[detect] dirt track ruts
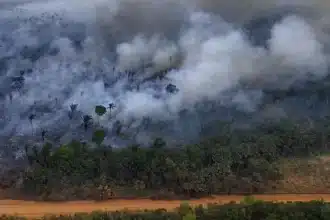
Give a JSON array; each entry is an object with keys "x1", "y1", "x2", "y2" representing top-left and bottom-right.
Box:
[{"x1": 0, "y1": 194, "x2": 329, "y2": 218}]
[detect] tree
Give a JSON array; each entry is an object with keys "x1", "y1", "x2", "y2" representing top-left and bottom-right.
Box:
[
  {"x1": 151, "y1": 137, "x2": 166, "y2": 149},
  {"x1": 95, "y1": 105, "x2": 107, "y2": 124},
  {"x1": 108, "y1": 103, "x2": 115, "y2": 118},
  {"x1": 92, "y1": 129, "x2": 106, "y2": 146},
  {"x1": 166, "y1": 84, "x2": 179, "y2": 94},
  {"x1": 68, "y1": 104, "x2": 78, "y2": 120},
  {"x1": 82, "y1": 115, "x2": 92, "y2": 131},
  {"x1": 28, "y1": 113, "x2": 35, "y2": 135},
  {"x1": 41, "y1": 130, "x2": 47, "y2": 141},
  {"x1": 95, "y1": 105, "x2": 107, "y2": 116}
]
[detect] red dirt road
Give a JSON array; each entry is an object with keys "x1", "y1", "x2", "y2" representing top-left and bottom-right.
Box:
[{"x1": 0, "y1": 194, "x2": 329, "y2": 218}]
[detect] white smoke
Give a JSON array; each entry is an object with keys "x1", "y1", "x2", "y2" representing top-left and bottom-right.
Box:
[
  {"x1": 269, "y1": 15, "x2": 327, "y2": 73},
  {"x1": 1, "y1": 0, "x2": 330, "y2": 145}
]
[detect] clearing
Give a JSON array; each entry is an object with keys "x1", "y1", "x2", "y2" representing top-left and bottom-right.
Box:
[{"x1": 0, "y1": 194, "x2": 329, "y2": 218}]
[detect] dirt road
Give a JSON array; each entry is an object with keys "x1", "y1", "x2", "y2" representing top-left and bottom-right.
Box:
[{"x1": 0, "y1": 194, "x2": 329, "y2": 218}]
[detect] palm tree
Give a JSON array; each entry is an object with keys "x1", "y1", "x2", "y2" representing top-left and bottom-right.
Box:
[
  {"x1": 41, "y1": 130, "x2": 47, "y2": 141},
  {"x1": 68, "y1": 104, "x2": 78, "y2": 120},
  {"x1": 108, "y1": 103, "x2": 115, "y2": 118},
  {"x1": 82, "y1": 115, "x2": 92, "y2": 131},
  {"x1": 70, "y1": 103, "x2": 78, "y2": 112},
  {"x1": 28, "y1": 114, "x2": 35, "y2": 135}
]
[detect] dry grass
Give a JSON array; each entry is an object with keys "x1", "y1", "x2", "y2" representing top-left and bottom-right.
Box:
[{"x1": 275, "y1": 155, "x2": 330, "y2": 193}]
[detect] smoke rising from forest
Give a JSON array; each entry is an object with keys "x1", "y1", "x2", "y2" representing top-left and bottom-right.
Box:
[{"x1": 1, "y1": 0, "x2": 330, "y2": 146}]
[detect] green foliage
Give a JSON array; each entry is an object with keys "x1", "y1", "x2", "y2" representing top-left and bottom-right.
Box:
[
  {"x1": 182, "y1": 212, "x2": 196, "y2": 220},
  {"x1": 95, "y1": 105, "x2": 107, "y2": 116},
  {"x1": 92, "y1": 129, "x2": 106, "y2": 146},
  {"x1": 178, "y1": 202, "x2": 192, "y2": 216},
  {"x1": 241, "y1": 196, "x2": 262, "y2": 205},
  {"x1": 14, "y1": 118, "x2": 330, "y2": 200}
]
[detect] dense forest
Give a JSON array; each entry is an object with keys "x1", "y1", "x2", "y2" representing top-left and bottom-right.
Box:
[{"x1": 2, "y1": 109, "x2": 330, "y2": 200}]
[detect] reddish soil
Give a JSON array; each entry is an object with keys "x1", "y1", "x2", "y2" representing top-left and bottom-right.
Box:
[{"x1": 0, "y1": 194, "x2": 329, "y2": 218}]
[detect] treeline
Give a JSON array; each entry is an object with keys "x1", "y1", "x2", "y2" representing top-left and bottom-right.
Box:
[
  {"x1": 2, "y1": 198, "x2": 330, "y2": 220},
  {"x1": 10, "y1": 118, "x2": 330, "y2": 200}
]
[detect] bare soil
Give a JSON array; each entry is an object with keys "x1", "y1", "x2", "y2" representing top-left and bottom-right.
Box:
[{"x1": 1, "y1": 194, "x2": 330, "y2": 218}]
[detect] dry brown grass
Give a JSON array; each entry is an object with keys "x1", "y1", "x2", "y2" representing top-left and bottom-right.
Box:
[{"x1": 274, "y1": 155, "x2": 330, "y2": 193}]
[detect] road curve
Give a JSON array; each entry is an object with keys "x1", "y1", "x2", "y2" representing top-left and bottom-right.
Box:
[{"x1": 0, "y1": 194, "x2": 329, "y2": 218}]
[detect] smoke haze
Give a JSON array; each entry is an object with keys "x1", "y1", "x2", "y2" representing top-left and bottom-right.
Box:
[{"x1": 1, "y1": 0, "x2": 330, "y2": 146}]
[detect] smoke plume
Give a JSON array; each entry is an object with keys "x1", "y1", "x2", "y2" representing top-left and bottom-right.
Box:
[{"x1": 1, "y1": 0, "x2": 330, "y2": 146}]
